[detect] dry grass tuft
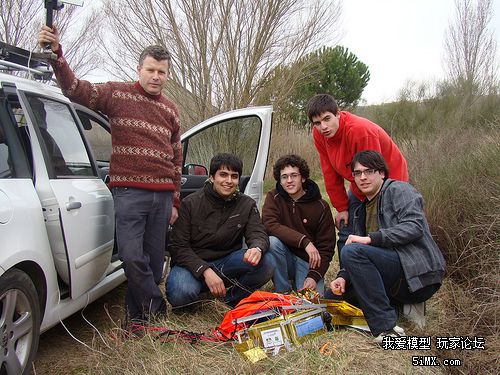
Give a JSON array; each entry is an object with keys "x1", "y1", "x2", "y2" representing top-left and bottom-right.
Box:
[
  {"x1": 46, "y1": 301, "x2": 445, "y2": 375},
  {"x1": 33, "y1": 92, "x2": 499, "y2": 374}
]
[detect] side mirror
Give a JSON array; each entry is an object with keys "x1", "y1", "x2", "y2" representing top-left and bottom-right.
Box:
[{"x1": 184, "y1": 163, "x2": 208, "y2": 176}]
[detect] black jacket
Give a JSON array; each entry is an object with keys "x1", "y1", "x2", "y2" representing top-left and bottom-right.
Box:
[{"x1": 169, "y1": 182, "x2": 269, "y2": 278}]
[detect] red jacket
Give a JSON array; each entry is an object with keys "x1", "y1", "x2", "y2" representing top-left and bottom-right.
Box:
[{"x1": 313, "y1": 111, "x2": 408, "y2": 212}]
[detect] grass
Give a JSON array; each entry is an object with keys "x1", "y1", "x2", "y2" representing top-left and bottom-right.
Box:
[
  {"x1": 33, "y1": 284, "x2": 445, "y2": 375},
  {"x1": 34, "y1": 88, "x2": 500, "y2": 374}
]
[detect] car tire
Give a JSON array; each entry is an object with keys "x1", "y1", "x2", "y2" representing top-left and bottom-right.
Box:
[{"x1": 0, "y1": 269, "x2": 41, "y2": 375}]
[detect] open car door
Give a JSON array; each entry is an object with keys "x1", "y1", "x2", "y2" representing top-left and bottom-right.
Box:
[
  {"x1": 180, "y1": 106, "x2": 272, "y2": 207},
  {"x1": 15, "y1": 89, "x2": 114, "y2": 300}
]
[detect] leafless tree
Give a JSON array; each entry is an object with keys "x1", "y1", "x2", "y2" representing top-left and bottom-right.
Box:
[
  {"x1": 443, "y1": 0, "x2": 498, "y2": 97},
  {"x1": 101, "y1": 0, "x2": 342, "y2": 126},
  {"x1": 0, "y1": 0, "x2": 105, "y2": 77}
]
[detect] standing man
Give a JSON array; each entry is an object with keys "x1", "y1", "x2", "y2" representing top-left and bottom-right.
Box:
[
  {"x1": 307, "y1": 94, "x2": 408, "y2": 252},
  {"x1": 328, "y1": 151, "x2": 445, "y2": 342},
  {"x1": 38, "y1": 26, "x2": 182, "y2": 322},
  {"x1": 166, "y1": 153, "x2": 273, "y2": 309},
  {"x1": 262, "y1": 154, "x2": 335, "y2": 294}
]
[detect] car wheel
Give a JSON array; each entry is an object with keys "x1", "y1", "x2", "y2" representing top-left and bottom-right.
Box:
[{"x1": 0, "y1": 269, "x2": 40, "y2": 375}]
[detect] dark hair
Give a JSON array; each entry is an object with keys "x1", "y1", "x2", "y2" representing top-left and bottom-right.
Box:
[
  {"x1": 209, "y1": 153, "x2": 243, "y2": 177},
  {"x1": 351, "y1": 150, "x2": 389, "y2": 177},
  {"x1": 306, "y1": 94, "x2": 339, "y2": 122},
  {"x1": 272, "y1": 154, "x2": 310, "y2": 181},
  {"x1": 139, "y1": 45, "x2": 171, "y2": 66}
]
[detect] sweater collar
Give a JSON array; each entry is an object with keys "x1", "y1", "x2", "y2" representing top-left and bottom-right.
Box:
[{"x1": 134, "y1": 81, "x2": 163, "y2": 101}]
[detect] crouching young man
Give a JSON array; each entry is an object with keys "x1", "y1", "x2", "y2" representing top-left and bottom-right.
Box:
[
  {"x1": 262, "y1": 154, "x2": 335, "y2": 294},
  {"x1": 327, "y1": 150, "x2": 445, "y2": 342},
  {"x1": 166, "y1": 153, "x2": 274, "y2": 308}
]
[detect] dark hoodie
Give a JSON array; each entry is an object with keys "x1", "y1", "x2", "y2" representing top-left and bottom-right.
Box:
[{"x1": 262, "y1": 179, "x2": 336, "y2": 282}]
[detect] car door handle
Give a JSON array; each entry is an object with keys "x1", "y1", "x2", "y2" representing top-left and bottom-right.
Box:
[{"x1": 66, "y1": 201, "x2": 82, "y2": 211}]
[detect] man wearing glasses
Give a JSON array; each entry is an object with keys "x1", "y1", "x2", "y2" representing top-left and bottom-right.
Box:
[
  {"x1": 262, "y1": 154, "x2": 335, "y2": 294},
  {"x1": 327, "y1": 150, "x2": 445, "y2": 343},
  {"x1": 307, "y1": 94, "x2": 408, "y2": 253}
]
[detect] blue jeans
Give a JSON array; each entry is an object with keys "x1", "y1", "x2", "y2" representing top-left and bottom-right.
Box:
[
  {"x1": 113, "y1": 187, "x2": 172, "y2": 320},
  {"x1": 268, "y1": 236, "x2": 325, "y2": 294},
  {"x1": 166, "y1": 248, "x2": 274, "y2": 307},
  {"x1": 336, "y1": 243, "x2": 439, "y2": 336},
  {"x1": 337, "y1": 191, "x2": 363, "y2": 255}
]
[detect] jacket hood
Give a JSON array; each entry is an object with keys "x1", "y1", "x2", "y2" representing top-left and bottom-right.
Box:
[{"x1": 276, "y1": 178, "x2": 321, "y2": 202}]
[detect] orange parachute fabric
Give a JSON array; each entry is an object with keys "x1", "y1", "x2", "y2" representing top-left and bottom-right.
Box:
[{"x1": 214, "y1": 290, "x2": 304, "y2": 340}]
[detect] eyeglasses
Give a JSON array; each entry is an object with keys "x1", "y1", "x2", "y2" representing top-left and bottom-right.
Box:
[
  {"x1": 352, "y1": 169, "x2": 378, "y2": 178},
  {"x1": 280, "y1": 173, "x2": 301, "y2": 181}
]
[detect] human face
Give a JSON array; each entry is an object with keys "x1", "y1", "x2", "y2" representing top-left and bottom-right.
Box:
[
  {"x1": 211, "y1": 167, "x2": 239, "y2": 199},
  {"x1": 311, "y1": 111, "x2": 340, "y2": 138},
  {"x1": 279, "y1": 165, "x2": 305, "y2": 200},
  {"x1": 137, "y1": 56, "x2": 169, "y2": 95},
  {"x1": 352, "y1": 162, "x2": 385, "y2": 200}
]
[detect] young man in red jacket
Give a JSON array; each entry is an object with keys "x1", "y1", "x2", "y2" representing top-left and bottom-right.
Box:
[{"x1": 307, "y1": 94, "x2": 408, "y2": 252}]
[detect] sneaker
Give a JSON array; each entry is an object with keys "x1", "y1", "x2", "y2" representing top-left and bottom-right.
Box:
[
  {"x1": 373, "y1": 325, "x2": 406, "y2": 344},
  {"x1": 403, "y1": 302, "x2": 426, "y2": 329}
]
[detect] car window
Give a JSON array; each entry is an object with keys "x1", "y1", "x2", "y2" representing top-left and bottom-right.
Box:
[
  {"x1": 76, "y1": 110, "x2": 111, "y2": 162},
  {"x1": 183, "y1": 116, "x2": 261, "y2": 176},
  {"x1": 25, "y1": 95, "x2": 95, "y2": 178},
  {"x1": 0, "y1": 124, "x2": 13, "y2": 178}
]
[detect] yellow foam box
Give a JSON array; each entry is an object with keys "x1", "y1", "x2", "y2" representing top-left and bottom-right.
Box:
[
  {"x1": 320, "y1": 299, "x2": 368, "y2": 326},
  {"x1": 247, "y1": 308, "x2": 326, "y2": 351}
]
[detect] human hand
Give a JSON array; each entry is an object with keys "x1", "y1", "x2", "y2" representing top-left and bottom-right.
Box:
[
  {"x1": 38, "y1": 25, "x2": 60, "y2": 52},
  {"x1": 335, "y1": 210, "x2": 348, "y2": 230},
  {"x1": 302, "y1": 277, "x2": 317, "y2": 291},
  {"x1": 305, "y1": 242, "x2": 321, "y2": 269},
  {"x1": 330, "y1": 277, "x2": 346, "y2": 295},
  {"x1": 203, "y1": 268, "x2": 226, "y2": 297},
  {"x1": 243, "y1": 248, "x2": 261, "y2": 266},
  {"x1": 345, "y1": 235, "x2": 371, "y2": 245},
  {"x1": 170, "y1": 206, "x2": 178, "y2": 224}
]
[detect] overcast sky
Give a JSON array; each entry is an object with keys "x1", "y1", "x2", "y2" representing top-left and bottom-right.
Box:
[
  {"x1": 338, "y1": 0, "x2": 500, "y2": 104},
  {"x1": 85, "y1": 0, "x2": 499, "y2": 105}
]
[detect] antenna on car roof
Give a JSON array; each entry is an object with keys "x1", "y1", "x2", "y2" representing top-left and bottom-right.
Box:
[
  {"x1": 44, "y1": 0, "x2": 84, "y2": 51},
  {"x1": 45, "y1": 0, "x2": 84, "y2": 28},
  {"x1": 0, "y1": 1, "x2": 84, "y2": 80}
]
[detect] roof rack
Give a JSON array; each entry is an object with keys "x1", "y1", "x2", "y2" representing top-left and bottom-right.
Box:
[{"x1": 0, "y1": 41, "x2": 56, "y2": 81}]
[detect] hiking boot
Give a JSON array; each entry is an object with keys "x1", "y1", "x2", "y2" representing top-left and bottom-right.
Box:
[{"x1": 373, "y1": 325, "x2": 406, "y2": 344}]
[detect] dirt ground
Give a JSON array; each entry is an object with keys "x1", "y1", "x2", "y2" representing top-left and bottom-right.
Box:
[{"x1": 31, "y1": 284, "x2": 127, "y2": 375}]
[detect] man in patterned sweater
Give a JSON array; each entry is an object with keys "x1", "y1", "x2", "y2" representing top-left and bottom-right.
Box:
[{"x1": 38, "y1": 26, "x2": 182, "y2": 322}]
